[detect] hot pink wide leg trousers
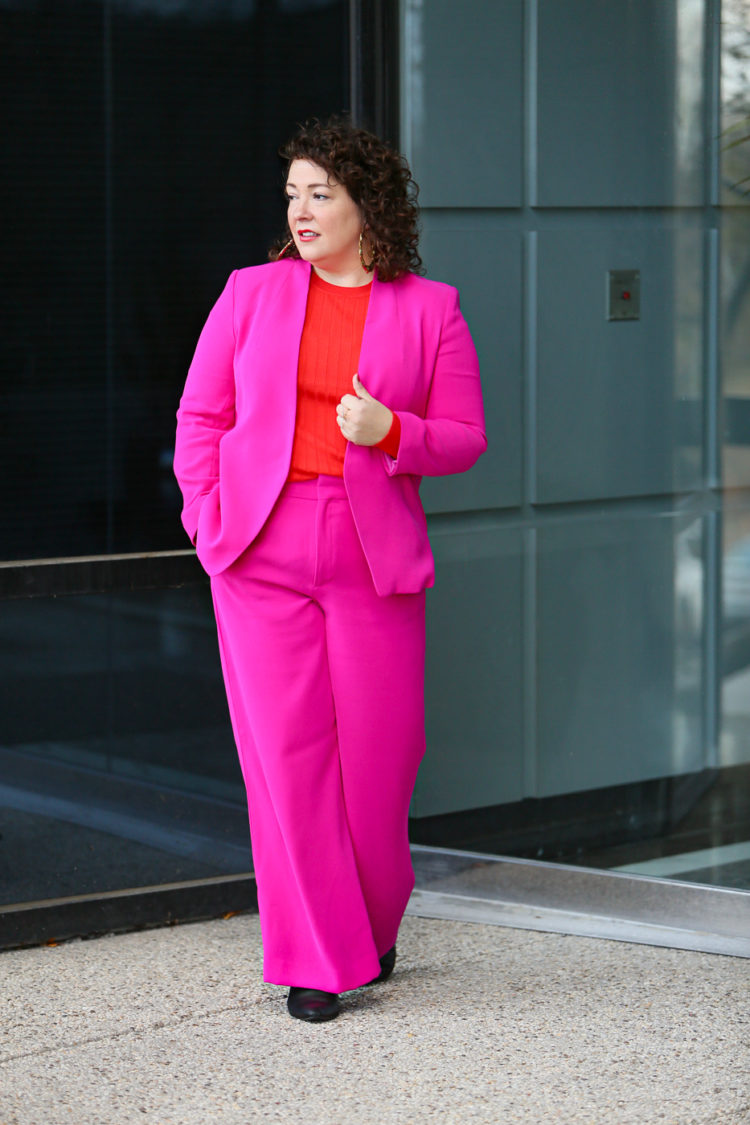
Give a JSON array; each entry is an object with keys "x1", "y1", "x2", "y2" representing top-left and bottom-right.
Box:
[{"x1": 210, "y1": 476, "x2": 426, "y2": 994}]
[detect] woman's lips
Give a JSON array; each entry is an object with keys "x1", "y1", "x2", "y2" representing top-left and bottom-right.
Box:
[{"x1": 297, "y1": 230, "x2": 319, "y2": 241}]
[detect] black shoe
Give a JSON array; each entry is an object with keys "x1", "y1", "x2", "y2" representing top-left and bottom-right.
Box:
[
  {"x1": 365, "y1": 945, "x2": 396, "y2": 986},
  {"x1": 287, "y1": 987, "x2": 341, "y2": 1022}
]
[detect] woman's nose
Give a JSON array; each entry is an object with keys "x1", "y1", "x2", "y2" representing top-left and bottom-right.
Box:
[{"x1": 290, "y1": 196, "x2": 311, "y2": 222}]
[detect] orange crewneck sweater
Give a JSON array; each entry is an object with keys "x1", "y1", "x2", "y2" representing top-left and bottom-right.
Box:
[{"x1": 287, "y1": 272, "x2": 400, "y2": 481}]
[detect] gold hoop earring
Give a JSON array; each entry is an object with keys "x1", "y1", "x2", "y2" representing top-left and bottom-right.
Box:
[
  {"x1": 359, "y1": 231, "x2": 375, "y2": 272},
  {"x1": 277, "y1": 237, "x2": 295, "y2": 259}
]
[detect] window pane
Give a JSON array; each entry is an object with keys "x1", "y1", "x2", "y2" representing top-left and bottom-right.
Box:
[{"x1": 0, "y1": 0, "x2": 349, "y2": 561}]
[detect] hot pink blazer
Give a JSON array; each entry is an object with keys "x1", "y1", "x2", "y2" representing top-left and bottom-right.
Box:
[{"x1": 174, "y1": 258, "x2": 486, "y2": 595}]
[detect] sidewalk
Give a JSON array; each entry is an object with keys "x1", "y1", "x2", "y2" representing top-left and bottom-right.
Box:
[{"x1": 1, "y1": 912, "x2": 748, "y2": 1124}]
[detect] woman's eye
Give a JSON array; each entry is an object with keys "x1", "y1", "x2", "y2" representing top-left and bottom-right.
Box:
[{"x1": 313, "y1": 193, "x2": 329, "y2": 201}]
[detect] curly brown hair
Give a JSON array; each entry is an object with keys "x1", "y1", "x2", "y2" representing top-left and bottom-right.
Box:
[{"x1": 269, "y1": 117, "x2": 422, "y2": 281}]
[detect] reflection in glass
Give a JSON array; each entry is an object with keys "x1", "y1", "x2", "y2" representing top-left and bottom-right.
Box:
[
  {"x1": 0, "y1": 586, "x2": 246, "y2": 906},
  {"x1": 404, "y1": 0, "x2": 750, "y2": 899},
  {"x1": 0, "y1": 0, "x2": 349, "y2": 911},
  {"x1": 710, "y1": 0, "x2": 750, "y2": 891},
  {"x1": 723, "y1": 504, "x2": 750, "y2": 771},
  {"x1": 0, "y1": 0, "x2": 348, "y2": 561}
]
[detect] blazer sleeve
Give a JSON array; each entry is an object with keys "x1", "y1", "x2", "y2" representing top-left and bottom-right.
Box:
[
  {"x1": 173, "y1": 272, "x2": 237, "y2": 544},
  {"x1": 383, "y1": 288, "x2": 486, "y2": 478}
]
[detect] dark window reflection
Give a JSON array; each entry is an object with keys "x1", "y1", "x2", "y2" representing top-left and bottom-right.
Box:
[
  {"x1": 0, "y1": 585, "x2": 249, "y2": 905},
  {"x1": 1, "y1": 0, "x2": 349, "y2": 561}
]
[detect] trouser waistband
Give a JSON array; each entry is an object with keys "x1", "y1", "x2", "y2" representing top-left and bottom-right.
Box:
[{"x1": 279, "y1": 475, "x2": 349, "y2": 501}]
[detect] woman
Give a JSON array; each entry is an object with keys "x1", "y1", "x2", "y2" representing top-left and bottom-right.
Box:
[{"x1": 174, "y1": 118, "x2": 486, "y2": 1023}]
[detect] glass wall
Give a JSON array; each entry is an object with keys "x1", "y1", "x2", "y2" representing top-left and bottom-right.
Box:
[
  {"x1": 4, "y1": 0, "x2": 750, "y2": 938},
  {"x1": 0, "y1": 0, "x2": 349, "y2": 914},
  {"x1": 1, "y1": 0, "x2": 349, "y2": 560},
  {"x1": 402, "y1": 0, "x2": 750, "y2": 896}
]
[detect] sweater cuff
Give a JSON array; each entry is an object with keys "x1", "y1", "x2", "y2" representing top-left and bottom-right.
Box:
[{"x1": 375, "y1": 412, "x2": 401, "y2": 459}]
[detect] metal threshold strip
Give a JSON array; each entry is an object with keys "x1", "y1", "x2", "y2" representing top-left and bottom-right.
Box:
[
  {"x1": 407, "y1": 845, "x2": 750, "y2": 959},
  {"x1": 3, "y1": 845, "x2": 748, "y2": 956}
]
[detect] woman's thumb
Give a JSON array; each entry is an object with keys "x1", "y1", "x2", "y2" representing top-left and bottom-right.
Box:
[{"x1": 353, "y1": 373, "x2": 372, "y2": 399}]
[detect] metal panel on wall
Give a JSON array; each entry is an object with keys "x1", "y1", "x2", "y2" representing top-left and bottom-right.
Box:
[
  {"x1": 536, "y1": 0, "x2": 707, "y2": 207},
  {"x1": 419, "y1": 221, "x2": 523, "y2": 513},
  {"x1": 535, "y1": 225, "x2": 705, "y2": 504},
  {"x1": 413, "y1": 523, "x2": 524, "y2": 816},
  {"x1": 401, "y1": 0, "x2": 523, "y2": 208},
  {"x1": 535, "y1": 512, "x2": 705, "y2": 797}
]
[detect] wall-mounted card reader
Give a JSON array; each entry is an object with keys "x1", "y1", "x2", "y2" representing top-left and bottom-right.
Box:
[{"x1": 607, "y1": 269, "x2": 640, "y2": 321}]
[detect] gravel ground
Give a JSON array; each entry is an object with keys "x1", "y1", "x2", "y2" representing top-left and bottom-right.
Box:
[{"x1": 1, "y1": 913, "x2": 748, "y2": 1125}]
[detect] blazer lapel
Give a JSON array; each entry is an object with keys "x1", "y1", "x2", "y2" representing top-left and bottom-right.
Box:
[
  {"x1": 234, "y1": 259, "x2": 311, "y2": 479},
  {"x1": 253, "y1": 257, "x2": 310, "y2": 402},
  {"x1": 357, "y1": 271, "x2": 407, "y2": 407}
]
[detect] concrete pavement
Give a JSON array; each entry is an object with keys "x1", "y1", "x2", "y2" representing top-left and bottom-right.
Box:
[{"x1": 1, "y1": 912, "x2": 748, "y2": 1124}]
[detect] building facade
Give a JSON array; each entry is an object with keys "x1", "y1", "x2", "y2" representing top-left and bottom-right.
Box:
[{"x1": 2, "y1": 0, "x2": 749, "y2": 945}]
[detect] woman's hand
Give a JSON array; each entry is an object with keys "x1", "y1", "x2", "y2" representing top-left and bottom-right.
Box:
[{"x1": 337, "y1": 374, "x2": 393, "y2": 446}]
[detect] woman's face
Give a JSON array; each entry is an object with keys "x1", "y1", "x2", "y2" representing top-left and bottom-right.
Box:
[{"x1": 285, "y1": 159, "x2": 364, "y2": 278}]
